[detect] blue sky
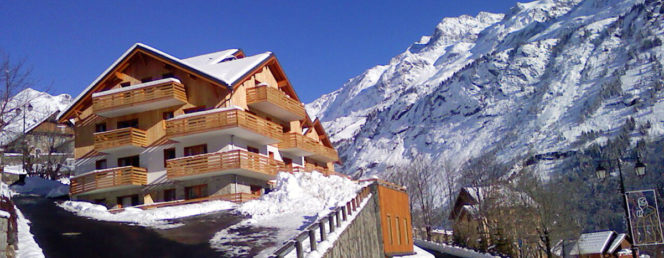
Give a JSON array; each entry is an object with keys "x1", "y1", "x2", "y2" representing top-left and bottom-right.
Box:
[{"x1": 0, "y1": 1, "x2": 521, "y2": 103}]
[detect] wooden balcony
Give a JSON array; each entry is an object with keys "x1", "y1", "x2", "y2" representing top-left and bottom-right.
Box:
[
  {"x1": 92, "y1": 78, "x2": 187, "y2": 117},
  {"x1": 70, "y1": 166, "x2": 147, "y2": 195},
  {"x1": 246, "y1": 86, "x2": 306, "y2": 122},
  {"x1": 309, "y1": 144, "x2": 339, "y2": 163},
  {"x1": 166, "y1": 149, "x2": 287, "y2": 180},
  {"x1": 94, "y1": 127, "x2": 147, "y2": 153},
  {"x1": 165, "y1": 108, "x2": 282, "y2": 144},
  {"x1": 278, "y1": 133, "x2": 319, "y2": 156}
]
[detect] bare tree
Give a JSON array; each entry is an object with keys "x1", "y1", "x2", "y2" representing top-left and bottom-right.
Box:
[
  {"x1": 386, "y1": 154, "x2": 442, "y2": 241},
  {"x1": 0, "y1": 52, "x2": 35, "y2": 134}
]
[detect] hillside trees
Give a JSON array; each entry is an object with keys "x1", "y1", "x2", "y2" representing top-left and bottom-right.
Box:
[{"x1": 386, "y1": 154, "x2": 455, "y2": 241}]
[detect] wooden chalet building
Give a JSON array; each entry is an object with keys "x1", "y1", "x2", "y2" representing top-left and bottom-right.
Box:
[{"x1": 58, "y1": 43, "x2": 340, "y2": 208}]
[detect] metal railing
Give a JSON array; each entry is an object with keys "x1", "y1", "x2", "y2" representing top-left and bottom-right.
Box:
[
  {"x1": 70, "y1": 166, "x2": 147, "y2": 195},
  {"x1": 271, "y1": 185, "x2": 372, "y2": 258}
]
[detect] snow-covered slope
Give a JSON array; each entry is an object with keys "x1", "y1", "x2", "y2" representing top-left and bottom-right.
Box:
[
  {"x1": 0, "y1": 88, "x2": 72, "y2": 145},
  {"x1": 308, "y1": 0, "x2": 664, "y2": 177}
]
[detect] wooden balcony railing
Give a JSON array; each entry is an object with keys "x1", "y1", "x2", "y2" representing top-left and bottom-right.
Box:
[
  {"x1": 290, "y1": 163, "x2": 347, "y2": 178},
  {"x1": 246, "y1": 85, "x2": 306, "y2": 121},
  {"x1": 94, "y1": 127, "x2": 147, "y2": 151},
  {"x1": 70, "y1": 166, "x2": 147, "y2": 195},
  {"x1": 165, "y1": 108, "x2": 283, "y2": 141},
  {"x1": 311, "y1": 144, "x2": 339, "y2": 162},
  {"x1": 279, "y1": 133, "x2": 319, "y2": 154},
  {"x1": 92, "y1": 79, "x2": 186, "y2": 113},
  {"x1": 166, "y1": 149, "x2": 287, "y2": 179}
]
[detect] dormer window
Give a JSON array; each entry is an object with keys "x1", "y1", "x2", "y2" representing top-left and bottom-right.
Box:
[
  {"x1": 120, "y1": 82, "x2": 131, "y2": 87},
  {"x1": 162, "y1": 73, "x2": 174, "y2": 79},
  {"x1": 140, "y1": 77, "x2": 152, "y2": 83}
]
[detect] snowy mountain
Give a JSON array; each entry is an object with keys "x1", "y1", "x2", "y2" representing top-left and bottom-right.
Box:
[
  {"x1": 1, "y1": 88, "x2": 72, "y2": 145},
  {"x1": 307, "y1": 0, "x2": 664, "y2": 177}
]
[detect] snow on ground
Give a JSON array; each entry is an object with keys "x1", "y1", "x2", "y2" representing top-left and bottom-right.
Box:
[
  {"x1": 58, "y1": 200, "x2": 235, "y2": 229},
  {"x1": 405, "y1": 246, "x2": 436, "y2": 258},
  {"x1": 209, "y1": 171, "x2": 362, "y2": 257},
  {"x1": 57, "y1": 177, "x2": 70, "y2": 185},
  {"x1": 10, "y1": 176, "x2": 69, "y2": 198},
  {"x1": 15, "y1": 207, "x2": 44, "y2": 258},
  {"x1": 3, "y1": 165, "x2": 26, "y2": 175}
]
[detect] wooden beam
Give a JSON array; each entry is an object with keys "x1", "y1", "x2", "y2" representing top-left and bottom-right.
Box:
[{"x1": 277, "y1": 80, "x2": 288, "y2": 87}]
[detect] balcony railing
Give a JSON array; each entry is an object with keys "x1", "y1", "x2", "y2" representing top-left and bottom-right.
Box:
[
  {"x1": 278, "y1": 133, "x2": 319, "y2": 156},
  {"x1": 246, "y1": 86, "x2": 306, "y2": 121},
  {"x1": 92, "y1": 78, "x2": 187, "y2": 117},
  {"x1": 310, "y1": 144, "x2": 339, "y2": 162},
  {"x1": 166, "y1": 149, "x2": 287, "y2": 179},
  {"x1": 165, "y1": 108, "x2": 283, "y2": 143},
  {"x1": 291, "y1": 163, "x2": 347, "y2": 178},
  {"x1": 94, "y1": 127, "x2": 147, "y2": 152},
  {"x1": 70, "y1": 166, "x2": 147, "y2": 195}
]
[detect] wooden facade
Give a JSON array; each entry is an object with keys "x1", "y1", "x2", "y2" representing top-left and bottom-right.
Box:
[
  {"x1": 59, "y1": 43, "x2": 341, "y2": 208},
  {"x1": 376, "y1": 181, "x2": 414, "y2": 256}
]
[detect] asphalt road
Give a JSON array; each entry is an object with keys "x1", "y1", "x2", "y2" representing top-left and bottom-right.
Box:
[{"x1": 14, "y1": 196, "x2": 245, "y2": 258}]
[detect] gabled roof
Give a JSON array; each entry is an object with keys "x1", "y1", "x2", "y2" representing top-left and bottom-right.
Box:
[
  {"x1": 57, "y1": 43, "x2": 273, "y2": 122},
  {"x1": 570, "y1": 231, "x2": 615, "y2": 255},
  {"x1": 607, "y1": 233, "x2": 627, "y2": 253}
]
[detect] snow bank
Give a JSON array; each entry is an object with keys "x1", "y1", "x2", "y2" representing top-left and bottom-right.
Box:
[
  {"x1": 210, "y1": 171, "x2": 361, "y2": 256},
  {"x1": 10, "y1": 176, "x2": 69, "y2": 198},
  {"x1": 58, "y1": 200, "x2": 235, "y2": 229},
  {"x1": 16, "y1": 207, "x2": 44, "y2": 258}
]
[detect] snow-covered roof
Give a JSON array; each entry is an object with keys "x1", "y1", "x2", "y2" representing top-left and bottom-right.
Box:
[
  {"x1": 181, "y1": 49, "x2": 239, "y2": 66},
  {"x1": 570, "y1": 231, "x2": 615, "y2": 255},
  {"x1": 58, "y1": 43, "x2": 273, "y2": 121},
  {"x1": 607, "y1": 233, "x2": 627, "y2": 253},
  {"x1": 182, "y1": 52, "x2": 272, "y2": 86}
]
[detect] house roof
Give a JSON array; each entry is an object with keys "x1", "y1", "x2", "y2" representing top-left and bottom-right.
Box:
[
  {"x1": 57, "y1": 43, "x2": 273, "y2": 122},
  {"x1": 607, "y1": 233, "x2": 627, "y2": 253},
  {"x1": 570, "y1": 231, "x2": 615, "y2": 255}
]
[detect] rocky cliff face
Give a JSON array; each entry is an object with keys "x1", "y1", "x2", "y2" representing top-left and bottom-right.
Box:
[{"x1": 308, "y1": 0, "x2": 664, "y2": 177}]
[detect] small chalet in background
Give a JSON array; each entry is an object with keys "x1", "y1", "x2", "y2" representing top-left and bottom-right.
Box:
[
  {"x1": 1, "y1": 111, "x2": 74, "y2": 182},
  {"x1": 554, "y1": 231, "x2": 635, "y2": 258}
]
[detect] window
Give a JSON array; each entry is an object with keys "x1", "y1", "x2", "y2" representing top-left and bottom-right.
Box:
[
  {"x1": 140, "y1": 77, "x2": 152, "y2": 83},
  {"x1": 163, "y1": 148, "x2": 175, "y2": 167},
  {"x1": 387, "y1": 215, "x2": 393, "y2": 245},
  {"x1": 163, "y1": 189, "x2": 176, "y2": 202},
  {"x1": 247, "y1": 146, "x2": 259, "y2": 154},
  {"x1": 283, "y1": 157, "x2": 293, "y2": 167},
  {"x1": 93, "y1": 198, "x2": 106, "y2": 205},
  {"x1": 162, "y1": 73, "x2": 174, "y2": 79},
  {"x1": 403, "y1": 218, "x2": 409, "y2": 244},
  {"x1": 95, "y1": 123, "x2": 107, "y2": 133},
  {"x1": 184, "y1": 144, "x2": 207, "y2": 157},
  {"x1": 395, "y1": 216, "x2": 401, "y2": 245},
  {"x1": 268, "y1": 151, "x2": 274, "y2": 160},
  {"x1": 185, "y1": 184, "x2": 207, "y2": 200},
  {"x1": 95, "y1": 159, "x2": 107, "y2": 170},
  {"x1": 120, "y1": 82, "x2": 131, "y2": 87},
  {"x1": 118, "y1": 155, "x2": 140, "y2": 167},
  {"x1": 250, "y1": 185, "x2": 262, "y2": 196},
  {"x1": 183, "y1": 106, "x2": 206, "y2": 114},
  {"x1": 117, "y1": 194, "x2": 139, "y2": 208},
  {"x1": 162, "y1": 111, "x2": 174, "y2": 120},
  {"x1": 117, "y1": 119, "x2": 138, "y2": 129}
]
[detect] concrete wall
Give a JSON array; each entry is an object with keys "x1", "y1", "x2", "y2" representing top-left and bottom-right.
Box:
[{"x1": 323, "y1": 186, "x2": 384, "y2": 258}]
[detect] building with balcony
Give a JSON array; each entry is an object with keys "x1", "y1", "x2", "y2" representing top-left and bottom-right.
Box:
[{"x1": 58, "y1": 43, "x2": 340, "y2": 208}]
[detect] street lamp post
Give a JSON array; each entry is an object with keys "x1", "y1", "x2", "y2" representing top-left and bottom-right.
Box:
[
  {"x1": 16, "y1": 103, "x2": 32, "y2": 176},
  {"x1": 595, "y1": 157, "x2": 645, "y2": 258}
]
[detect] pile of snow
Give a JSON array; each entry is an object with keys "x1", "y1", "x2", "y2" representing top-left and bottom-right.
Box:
[
  {"x1": 3, "y1": 165, "x2": 26, "y2": 175},
  {"x1": 210, "y1": 171, "x2": 362, "y2": 256},
  {"x1": 405, "y1": 246, "x2": 436, "y2": 258},
  {"x1": 10, "y1": 176, "x2": 69, "y2": 198},
  {"x1": 58, "y1": 200, "x2": 235, "y2": 229},
  {"x1": 16, "y1": 208, "x2": 44, "y2": 258}
]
